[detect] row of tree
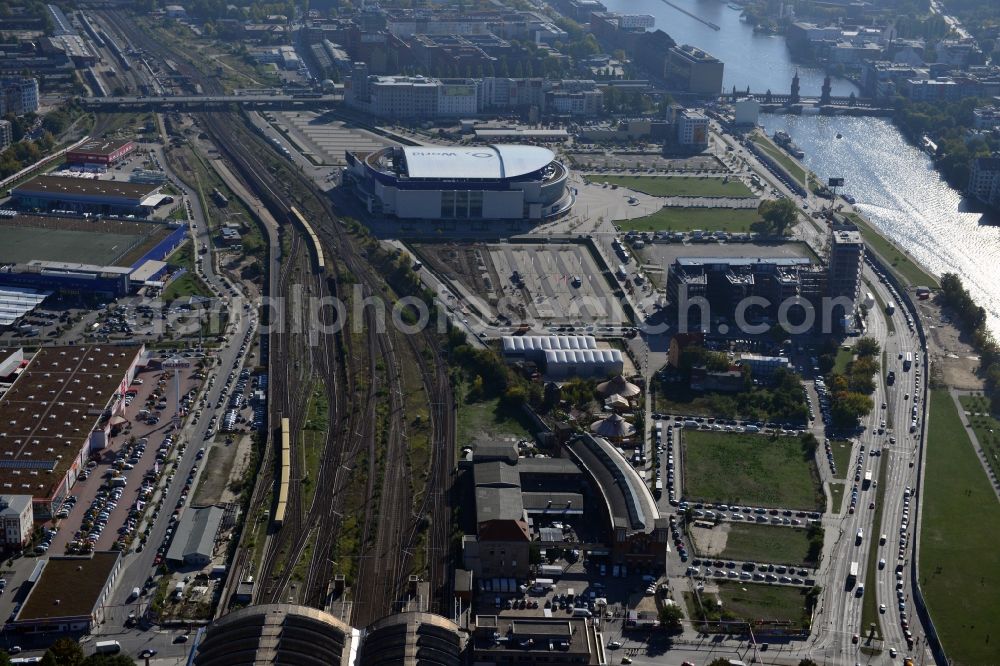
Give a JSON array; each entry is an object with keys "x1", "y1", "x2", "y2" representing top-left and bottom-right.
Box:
[
  {"x1": 1, "y1": 639, "x2": 135, "y2": 666},
  {"x1": 939, "y1": 273, "x2": 1000, "y2": 412},
  {"x1": 892, "y1": 96, "x2": 1000, "y2": 192},
  {"x1": 827, "y1": 338, "x2": 880, "y2": 428}
]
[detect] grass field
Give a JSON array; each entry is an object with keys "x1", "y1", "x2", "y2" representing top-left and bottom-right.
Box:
[
  {"x1": 846, "y1": 213, "x2": 939, "y2": 288},
  {"x1": 163, "y1": 241, "x2": 213, "y2": 301},
  {"x1": 720, "y1": 523, "x2": 816, "y2": 566},
  {"x1": 597, "y1": 175, "x2": 755, "y2": 198},
  {"x1": 683, "y1": 430, "x2": 825, "y2": 510},
  {"x1": 829, "y1": 482, "x2": 845, "y2": 513},
  {"x1": 958, "y1": 394, "x2": 1000, "y2": 484},
  {"x1": 833, "y1": 347, "x2": 854, "y2": 374},
  {"x1": 0, "y1": 224, "x2": 149, "y2": 266},
  {"x1": 618, "y1": 206, "x2": 761, "y2": 233},
  {"x1": 457, "y1": 395, "x2": 533, "y2": 448},
  {"x1": 830, "y1": 439, "x2": 853, "y2": 479},
  {"x1": 751, "y1": 134, "x2": 806, "y2": 183},
  {"x1": 686, "y1": 582, "x2": 811, "y2": 631},
  {"x1": 920, "y1": 390, "x2": 1000, "y2": 666}
]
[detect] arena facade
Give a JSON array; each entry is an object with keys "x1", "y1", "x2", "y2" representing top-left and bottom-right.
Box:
[{"x1": 344, "y1": 144, "x2": 573, "y2": 221}]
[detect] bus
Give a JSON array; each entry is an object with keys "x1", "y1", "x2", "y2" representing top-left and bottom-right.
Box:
[{"x1": 903, "y1": 352, "x2": 912, "y2": 371}]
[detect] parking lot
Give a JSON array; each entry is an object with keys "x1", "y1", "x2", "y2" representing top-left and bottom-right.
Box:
[
  {"x1": 488, "y1": 243, "x2": 628, "y2": 326},
  {"x1": 46, "y1": 363, "x2": 204, "y2": 557},
  {"x1": 266, "y1": 111, "x2": 387, "y2": 166}
]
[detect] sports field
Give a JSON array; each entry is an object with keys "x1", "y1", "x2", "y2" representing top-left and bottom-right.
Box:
[
  {"x1": 683, "y1": 430, "x2": 824, "y2": 510},
  {"x1": 0, "y1": 216, "x2": 170, "y2": 267}
]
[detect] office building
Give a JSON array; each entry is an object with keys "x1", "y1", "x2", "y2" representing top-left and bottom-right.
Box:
[
  {"x1": 0, "y1": 77, "x2": 39, "y2": 116},
  {"x1": 0, "y1": 119, "x2": 11, "y2": 151},
  {"x1": 828, "y1": 226, "x2": 864, "y2": 304},
  {"x1": 0, "y1": 495, "x2": 33, "y2": 549},
  {"x1": 664, "y1": 45, "x2": 724, "y2": 96},
  {"x1": 968, "y1": 156, "x2": 1000, "y2": 207},
  {"x1": 676, "y1": 109, "x2": 709, "y2": 148}
]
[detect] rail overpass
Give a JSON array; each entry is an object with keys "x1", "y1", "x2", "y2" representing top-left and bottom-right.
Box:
[{"x1": 78, "y1": 93, "x2": 343, "y2": 110}]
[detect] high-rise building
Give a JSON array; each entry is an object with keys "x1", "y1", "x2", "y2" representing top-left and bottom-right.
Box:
[
  {"x1": 0, "y1": 119, "x2": 12, "y2": 151},
  {"x1": 676, "y1": 109, "x2": 709, "y2": 147},
  {"x1": 828, "y1": 225, "x2": 864, "y2": 305},
  {"x1": 0, "y1": 77, "x2": 39, "y2": 116}
]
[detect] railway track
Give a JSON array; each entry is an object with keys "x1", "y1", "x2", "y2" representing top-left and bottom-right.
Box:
[{"x1": 100, "y1": 8, "x2": 457, "y2": 617}]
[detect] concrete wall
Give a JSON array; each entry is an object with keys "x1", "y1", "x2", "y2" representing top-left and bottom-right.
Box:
[
  {"x1": 395, "y1": 190, "x2": 442, "y2": 218},
  {"x1": 482, "y1": 190, "x2": 523, "y2": 219}
]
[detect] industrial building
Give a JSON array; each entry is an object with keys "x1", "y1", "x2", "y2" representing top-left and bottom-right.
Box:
[
  {"x1": 10, "y1": 551, "x2": 122, "y2": 634},
  {"x1": 0, "y1": 345, "x2": 144, "y2": 518},
  {"x1": 166, "y1": 505, "x2": 224, "y2": 567},
  {"x1": 344, "y1": 145, "x2": 572, "y2": 222},
  {"x1": 65, "y1": 139, "x2": 137, "y2": 167},
  {"x1": 472, "y1": 615, "x2": 606, "y2": 665},
  {"x1": 11, "y1": 175, "x2": 167, "y2": 217}
]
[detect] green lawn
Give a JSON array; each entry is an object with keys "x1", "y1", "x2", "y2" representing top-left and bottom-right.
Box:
[
  {"x1": 833, "y1": 347, "x2": 854, "y2": 374},
  {"x1": 920, "y1": 390, "x2": 1000, "y2": 666},
  {"x1": 457, "y1": 395, "x2": 533, "y2": 448},
  {"x1": 720, "y1": 523, "x2": 817, "y2": 566},
  {"x1": 619, "y1": 206, "x2": 761, "y2": 233},
  {"x1": 682, "y1": 430, "x2": 825, "y2": 510},
  {"x1": 830, "y1": 439, "x2": 853, "y2": 479},
  {"x1": 829, "y1": 482, "x2": 845, "y2": 513},
  {"x1": 598, "y1": 175, "x2": 755, "y2": 198},
  {"x1": 846, "y1": 213, "x2": 939, "y2": 288},
  {"x1": 163, "y1": 240, "x2": 212, "y2": 301},
  {"x1": 958, "y1": 394, "x2": 1000, "y2": 485},
  {"x1": 685, "y1": 582, "x2": 811, "y2": 631},
  {"x1": 751, "y1": 134, "x2": 806, "y2": 183}
]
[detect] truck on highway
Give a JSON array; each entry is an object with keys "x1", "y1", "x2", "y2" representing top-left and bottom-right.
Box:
[
  {"x1": 848, "y1": 561, "x2": 859, "y2": 584},
  {"x1": 863, "y1": 470, "x2": 873, "y2": 489},
  {"x1": 95, "y1": 641, "x2": 121, "y2": 654},
  {"x1": 885, "y1": 303, "x2": 895, "y2": 316},
  {"x1": 903, "y1": 352, "x2": 912, "y2": 371}
]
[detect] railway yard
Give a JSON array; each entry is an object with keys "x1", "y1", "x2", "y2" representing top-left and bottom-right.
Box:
[{"x1": 0, "y1": 5, "x2": 992, "y2": 666}]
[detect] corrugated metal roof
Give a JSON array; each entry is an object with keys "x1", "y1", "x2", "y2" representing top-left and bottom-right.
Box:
[
  {"x1": 543, "y1": 349, "x2": 623, "y2": 365},
  {"x1": 166, "y1": 505, "x2": 223, "y2": 563},
  {"x1": 501, "y1": 335, "x2": 597, "y2": 353}
]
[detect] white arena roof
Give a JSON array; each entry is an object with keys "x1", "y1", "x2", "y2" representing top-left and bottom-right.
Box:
[{"x1": 402, "y1": 145, "x2": 555, "y2": 180}]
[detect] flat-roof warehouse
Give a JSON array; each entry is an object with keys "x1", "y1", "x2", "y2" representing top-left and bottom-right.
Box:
[
  {"x1": 12, "y1": 551, "x2": 122, "y2": 634},
  {"x1": 65, "y1": 139, "x2": 136, "y2": 167},
  {"x1": 11, "y1": 175, "x2": 165, "y2": 216},
  {"x1": 0, "y1": 345, "x2": 144, "y2": 518}
]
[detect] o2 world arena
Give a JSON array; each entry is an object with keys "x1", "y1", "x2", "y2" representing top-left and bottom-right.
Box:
[{"x1": 344, "y1": 144, "x2": 573, "y2": 221}]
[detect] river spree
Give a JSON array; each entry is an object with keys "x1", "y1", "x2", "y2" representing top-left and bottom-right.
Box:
[{"x1": 605, "y1": 0, "x2": 1000, "y2": 336}]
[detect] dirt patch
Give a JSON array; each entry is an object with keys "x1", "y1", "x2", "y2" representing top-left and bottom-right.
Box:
[
  {"x1": 193, "y1": 434, "x2": 253, "y2": 505},
  {"x1": 413, "y1": 242, "x2": 502, "y2": 304},
  {"x1": 915, "y1": 295, "x2": 984, "y2": 390},
  {"x1": 690, "y1": 523, "x2": 731, "y2": 557}
]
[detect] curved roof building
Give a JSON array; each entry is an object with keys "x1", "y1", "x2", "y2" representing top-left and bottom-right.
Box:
[
  {"x1": 358, "y1": 611, "x2": 466, "y2": 666},
  {"x1": 344, "y1": 144, "x2": 573, "y2": 222},
  {"x1": 193, "y1": 604, "x2": 356, "y2": 666}
]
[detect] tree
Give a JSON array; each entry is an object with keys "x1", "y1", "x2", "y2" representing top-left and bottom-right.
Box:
[
  {"x1": 659, "y1": 602, "x2": 684, "y2": 630},
  {"x1": 799, "y1": 659, "x2": 821, "y2": 666},
  {"x1": 758, "y1": 198, "x2": 799, "y2": 236},
  {"x1": 81, "y1": 654, "x2": 137, "y2": 666},
  {"x1": 49, "y1": 638, "x2": 84, "y2": 666},
  {"x1": 40, "y1": 652, "x2": 58, "y2": 666},
  {"x1": 707, "y1": 660, "x2": 734, "y2": 666}
]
